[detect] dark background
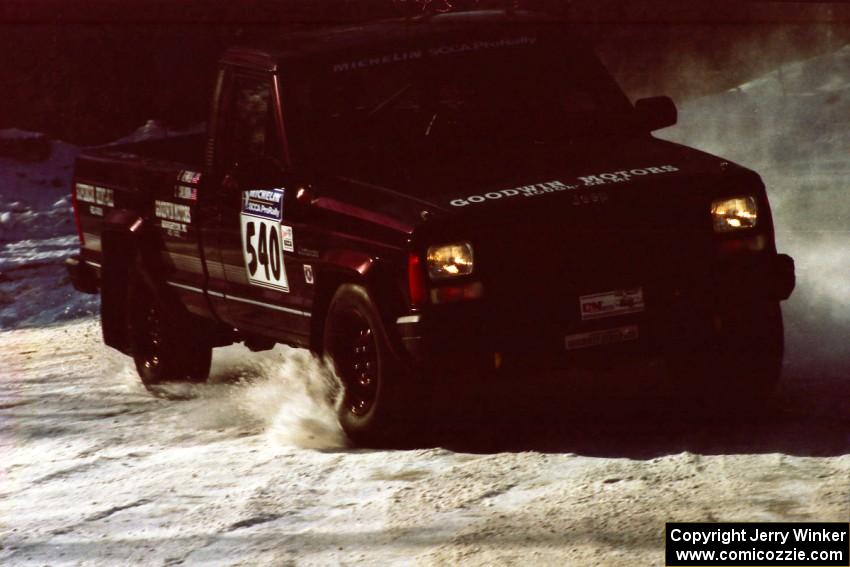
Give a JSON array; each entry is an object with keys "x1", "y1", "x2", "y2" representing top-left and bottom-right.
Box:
[{"x1": 1, "y1": 0, "x2": 849, "y2": 145}]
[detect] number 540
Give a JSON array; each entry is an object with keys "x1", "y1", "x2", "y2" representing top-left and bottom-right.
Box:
[{"x1": 245, "y1": 219, "x2": 283, "y2": 282}]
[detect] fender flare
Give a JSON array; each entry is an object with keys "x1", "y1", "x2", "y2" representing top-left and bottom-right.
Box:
[{"x1": 310, "y1": 249, "x2": 407, "y2": 356}]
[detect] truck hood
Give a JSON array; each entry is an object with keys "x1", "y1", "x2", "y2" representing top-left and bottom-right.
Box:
[
  {"x1": 399, "y1": 136, "x2": 767, "y2": 326},
  {"x1": 402, "y1": 136, "x2": 757, "y2": 215},
  {"x1": 328, "y1": 135, "x2": 763, "y2": 240}
]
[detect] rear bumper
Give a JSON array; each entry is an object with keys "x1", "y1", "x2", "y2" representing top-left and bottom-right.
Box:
[
  {"x1": 395, "y1": 252, "x2": 795, "y2": 379},
  {"x1": 66, "y1": 255, "x2": 99, "y2": 294}
]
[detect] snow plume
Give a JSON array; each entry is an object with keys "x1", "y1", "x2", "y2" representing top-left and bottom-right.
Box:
[
  {"x1": 155, "y1": 346, "x2": 348, "y2": 450},
  {"x1": 658, "y1": 43, "x2": 850, "y2": 377}
]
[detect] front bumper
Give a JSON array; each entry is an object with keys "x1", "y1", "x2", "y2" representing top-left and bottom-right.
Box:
[{"x1": 396, "y1": 252, "x2": 795, "y2": 379}]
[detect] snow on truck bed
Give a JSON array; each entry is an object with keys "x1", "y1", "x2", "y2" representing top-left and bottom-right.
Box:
[{"x1": 1, "y1": 48, "x2": 849, "y2": 565}]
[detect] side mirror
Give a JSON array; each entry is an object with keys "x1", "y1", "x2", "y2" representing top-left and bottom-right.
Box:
[{"x1": 635, "y1": 96, "x2": 677, "y2": 131}]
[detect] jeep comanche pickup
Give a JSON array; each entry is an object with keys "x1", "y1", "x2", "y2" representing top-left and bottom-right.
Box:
[{"x1": 67, "y1": 11, "x2": 795, "y2": 445}]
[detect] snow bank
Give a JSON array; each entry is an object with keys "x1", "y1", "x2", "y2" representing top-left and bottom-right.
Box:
[
  {"x1": 0, "y1": 121, "x2": 204, "y2": 330},
  {"x1": 0, "y1": 130, "x2": 95, "y2": 329}
]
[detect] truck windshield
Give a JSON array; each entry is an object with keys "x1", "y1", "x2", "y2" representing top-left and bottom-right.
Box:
[{"x1": 291, "y1": 31, "x2": 636, "y2": 160}]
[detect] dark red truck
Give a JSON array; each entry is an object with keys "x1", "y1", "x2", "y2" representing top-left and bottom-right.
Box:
[{"x1": 66, "y1": 11, "x2": 795, "y2": 445}]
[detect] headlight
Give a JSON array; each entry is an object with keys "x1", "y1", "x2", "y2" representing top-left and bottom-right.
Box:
[
  {"x1": 426, "y1": 242, "x2": 474, "y2": 279},
  {"x1": 711, "y1": 195, "x2": 758, "y2": 232}
]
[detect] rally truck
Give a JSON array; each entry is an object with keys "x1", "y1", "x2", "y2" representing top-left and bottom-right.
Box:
[{"x1": 66, "y1": 10, "x2": 796, "y2": 445}]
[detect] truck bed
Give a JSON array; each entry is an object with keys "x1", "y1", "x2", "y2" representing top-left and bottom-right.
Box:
[
  {"x1": 78, "y1": 133, "x2": 205, "y2": 176},
  {"x1": 72, "y1": 132, "x2": 207, "y2": 269},
  {"x1": 99, "y1": 133, "x2": 206, "y2": 166}
]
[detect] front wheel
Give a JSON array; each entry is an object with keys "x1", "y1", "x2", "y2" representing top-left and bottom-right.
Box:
[
  {"x1": 323, "y1": 284, "x2": 417, "y2": 447},
  {"x1": 128, "y1": 271, "x2": 212, "y2": 389},
  {"x1": 674, "y1": 300, "x2": 784, "y2": 414}
]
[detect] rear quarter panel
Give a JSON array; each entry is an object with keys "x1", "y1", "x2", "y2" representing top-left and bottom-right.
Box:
[{"x1": 73, "y1": 150, "x2": 210, "y2": 318}]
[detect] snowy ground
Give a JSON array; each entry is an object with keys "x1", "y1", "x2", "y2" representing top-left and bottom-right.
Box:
[
  {"x1": 1, "y1": 48, "x2": 849, "y2": 565},
  {"x1": 2, "y1": 323, "x2": 848, "y2": 566}
]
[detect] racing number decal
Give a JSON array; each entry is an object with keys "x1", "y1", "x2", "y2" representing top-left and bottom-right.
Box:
[
  {"x1": 242, "y1": 217, "x2": 287, "y2": 289},
  {"x1": 240, "y1": 189, "x2": 289, "y2": 292}
]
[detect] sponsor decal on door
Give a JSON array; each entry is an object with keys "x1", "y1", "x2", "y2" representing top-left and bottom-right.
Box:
[{"x1": 281, "y1": 225, "x2": 295, "y2": 252}]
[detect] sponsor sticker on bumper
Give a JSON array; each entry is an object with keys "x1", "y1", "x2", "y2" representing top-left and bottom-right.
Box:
[
  {"x1": 580, "y1": 287, "x2": 645, "y2": 321},
  {"x1": 565, "y1": 325, "x2": 639, "y2": 350}
]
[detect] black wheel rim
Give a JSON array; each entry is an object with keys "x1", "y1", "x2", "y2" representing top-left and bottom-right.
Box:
[{"x1": 331, "y1": 309, "x2": 379, "y2": 417}]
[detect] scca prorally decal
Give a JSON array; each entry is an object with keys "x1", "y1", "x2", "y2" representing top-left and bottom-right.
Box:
[
  {"x1": 449, "y1": 164, "x2": 680, "y2": 207},
  {"x1": 428, "y1": 36, "x2": 536, "y2": 57}
]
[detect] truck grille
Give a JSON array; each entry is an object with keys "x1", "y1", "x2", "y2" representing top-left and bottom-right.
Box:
[{"x1": 470, "y1": 183, "x2": 711, "y2": 351}]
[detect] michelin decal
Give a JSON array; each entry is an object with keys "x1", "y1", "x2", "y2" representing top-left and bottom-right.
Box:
[{"x1": 449, "y1": 164, "x2": 679, "y2": 207}]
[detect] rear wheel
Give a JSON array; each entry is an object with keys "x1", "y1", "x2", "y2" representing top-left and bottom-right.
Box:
[
  {"x1": 323, "y1": 284, "x2": 416, "y2": 447},
  {"x1": 128, "y1": 271, "x2": 212, "y2": 389}
]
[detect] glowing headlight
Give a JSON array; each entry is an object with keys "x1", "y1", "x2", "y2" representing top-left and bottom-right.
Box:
[
  {"x1": 711, "y1": 195, "x2": 758, "y2": 232},
  {"x1": 426, "y1": 242, "x2": 474, "y2": 279}
]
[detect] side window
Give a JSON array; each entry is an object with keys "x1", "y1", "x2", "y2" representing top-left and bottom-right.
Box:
[{"x1": 220, "y1": 75, "x2": 282, "y2": 171}]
